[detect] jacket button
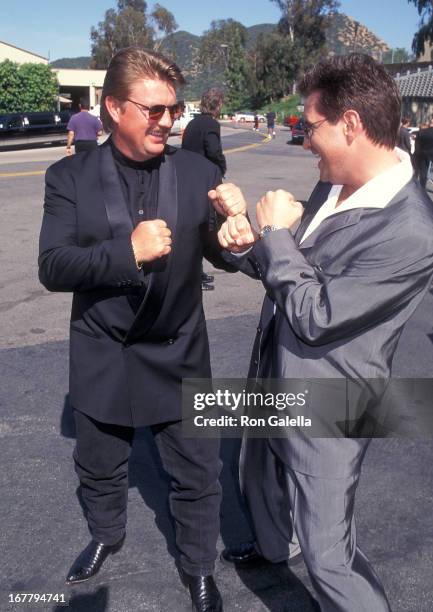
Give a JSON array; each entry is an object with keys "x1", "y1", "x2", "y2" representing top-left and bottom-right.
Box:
[
  {"x1": 167, "y1": 338, "x2": 174, "y2": 345},
  {"x1": 257, "y1": 327, "x2": 262, "y2": 334},
  {"x1": 253, "y1": 359, "x2": 258, "y2": 365}
]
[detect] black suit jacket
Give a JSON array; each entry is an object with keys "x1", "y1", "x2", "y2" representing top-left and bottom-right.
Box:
[
  {"x1": 182, "y1": 114, "x2": 226, "y2": 175},
  {"x1": 39, "y1": 140, "x2": 235, "y2": 426},
  {"x1": 415, "y1": 126, "x2": 433, "y2": 159}
]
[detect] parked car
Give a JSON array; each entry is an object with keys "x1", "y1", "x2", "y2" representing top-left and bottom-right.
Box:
[
  {"x1": 283, "y1": 115, "x2": 301, "y2": 127},
  {"x1": 288, "y1": 120, "x2": 306, "y2": 145},
  {"x1": 170, "y1": 102, "x2": 196, "y2": 134},
  {"x1": 0, "y1": 110, "x2": 72, "y2": 149},
  {"x1": 234, "y1": 111, "x2": 266, "y2": 123}
]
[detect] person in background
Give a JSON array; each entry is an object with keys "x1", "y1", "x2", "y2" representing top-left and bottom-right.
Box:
[
  {"x1": 66, "y1": 98, "x2": 103, "y2": 155},
  {"x1": 253, "y1": 114, "x2": 259, "y2": 131},
  {"x1": 182, "y1": 88, "x2": 227, "y2": 291},
  {"x1": 266, "y1": 109, "x2": 276, "y2": 139},
  {"x1": 397, "y1": 116, "x2": 411, "y2": 155},
  {"x1": 414, "y1": 118, "x2": 433, "y2": 189}
]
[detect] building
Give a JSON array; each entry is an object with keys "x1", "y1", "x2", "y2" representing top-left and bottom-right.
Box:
[
  {"x1": 395, "y1": 66, "x2": 433, "y2": 125},
  {"x1": 0, "y1": 40, "x2": 48, "y2": 64},
  {"x1": 0, "y1": 40, "x2": 105, "y2": 110},
  {"x1": 52, "y1": 68, "x2": 105, "y2": 110}
]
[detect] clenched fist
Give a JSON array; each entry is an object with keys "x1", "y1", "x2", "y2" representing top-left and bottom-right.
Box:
[
  {"x1": 208, "y1": 183, "x2": 248, "y2": 217},
  {"x1": 131, "y1": 219, "x2": 172, "y2": 264},
  {"x1": 218, "y1": 214, "x2": 258, "y2": 253},
  {"x1": 256, "y1": 190, "x2": 303, "y2": 231}
]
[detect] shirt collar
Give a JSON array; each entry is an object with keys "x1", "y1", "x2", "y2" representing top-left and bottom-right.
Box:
[
  {"x1": 109, "y1": 137, "x2": 163, "y2": 171},
  {"x1": 300, "y1": 148, "x2": 413, "y2": 244}
]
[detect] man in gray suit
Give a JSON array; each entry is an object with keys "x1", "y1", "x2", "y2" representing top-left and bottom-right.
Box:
[{"x1": 210, "y1": 54, "x2": 433, "y2": 611}]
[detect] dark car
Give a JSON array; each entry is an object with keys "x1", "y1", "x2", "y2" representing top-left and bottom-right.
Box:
[
  {"x1": 289, "y1": 120, "x2": 306, "y2": 145},
  {"x1": 0, "y1": 111, "x2": 71, "y2": 149}
]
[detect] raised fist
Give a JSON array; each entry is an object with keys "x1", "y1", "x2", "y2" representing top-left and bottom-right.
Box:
[{"x1": 131, "y1": 219, "x2": 172, "y2": 263}]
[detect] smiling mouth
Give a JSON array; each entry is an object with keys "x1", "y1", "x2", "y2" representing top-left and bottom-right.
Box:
[{"x1": 149, "y1": 130, "x2": 169, "y2": 139}]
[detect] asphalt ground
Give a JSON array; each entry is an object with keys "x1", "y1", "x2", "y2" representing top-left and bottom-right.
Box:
[{"x1": 1, "y1": 126, "x2": 433, "y2": 611}]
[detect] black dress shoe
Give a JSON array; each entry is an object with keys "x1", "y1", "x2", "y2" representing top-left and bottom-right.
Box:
[
  {"x1": 201, "y1": 282, "x2": 215, "y2": 291},
  {"x1": 220, "y1": 541, "x2": 262, "y2": 567},
  {"x1": 201, "y1": 273, "x2": 215, "y2": 283},
  {"x1": 65, "y1": 535, "x2": 125, "y2": 585},
  {"x1": 221, "y1": 540, "x2": 303, "y2": 568},
  {"x1": 181, "y1": 571, "x2": 223, "y2": 611}
]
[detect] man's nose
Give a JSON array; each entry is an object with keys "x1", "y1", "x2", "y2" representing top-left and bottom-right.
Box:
[{"x1": 158, "y1": 108, "x2": 174, "y2": 129}]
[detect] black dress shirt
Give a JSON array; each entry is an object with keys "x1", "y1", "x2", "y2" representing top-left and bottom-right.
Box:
[{"x1": 110, "y1": 138, "x2": 162, "y2": 226}]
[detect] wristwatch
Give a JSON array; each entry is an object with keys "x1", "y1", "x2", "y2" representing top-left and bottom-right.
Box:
[{"x1": 259, "y1": 225, "x2": 280, "y2": 239}]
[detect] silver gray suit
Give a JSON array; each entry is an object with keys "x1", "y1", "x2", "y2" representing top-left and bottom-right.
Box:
[{"x1": 233, "y1": 179, "x2": 433, "y2": 611}]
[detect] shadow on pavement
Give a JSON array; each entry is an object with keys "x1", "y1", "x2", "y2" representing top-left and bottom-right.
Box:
[{"x1": 53, "y1": 586, "x2": 109, "y2": 611}]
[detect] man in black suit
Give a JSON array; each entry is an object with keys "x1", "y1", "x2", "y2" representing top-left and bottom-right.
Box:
[
  {"x1": 415, "y1": 119, "x2": 433, "y2": 188},
  {"x1": 183, "y1": 87, "x2": 227, "y2": 291},
  {"x1": 38, "y1": 47, "x2": 245, "y2": 612}
]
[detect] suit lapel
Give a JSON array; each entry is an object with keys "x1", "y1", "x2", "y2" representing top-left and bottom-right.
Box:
[
  {"x1": 299, "y1": 208, "x2": 364, "y2": 250},
  {"x1": 125, "y1": 149, "x2": 178, "y2": 341},
  {"x1": 99, "y1": 141, "x2": 134, "y2": 237},
  {"x1": 294, "y1": 181, "x2": 332, "y2": 245}
]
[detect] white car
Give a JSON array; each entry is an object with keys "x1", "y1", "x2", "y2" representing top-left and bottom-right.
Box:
[
  {"x1": 234, "y1": 111, "x2": 266, "y2": 123},
  {"x1": 170, "y1": 103, "x2": 201, "y2": 134}
]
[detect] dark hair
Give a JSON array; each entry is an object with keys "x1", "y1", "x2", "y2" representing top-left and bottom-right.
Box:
[
  {"x1": 200, "y1": 88, "x2": 224, "y2": 117},
  {"x1": 101, "y1": 47, "x2": 185, "y2": 132},
  {"x1": 298, "y1": 53, "x2": 401, "y2": 149},
  {"x1": 79, "y1": 97, "x2": 90, "y2": 110}
]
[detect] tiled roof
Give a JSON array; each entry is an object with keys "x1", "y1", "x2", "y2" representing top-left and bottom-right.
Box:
[{"x1": 395, "y1": 69, "x2": 433, "y2": 98}]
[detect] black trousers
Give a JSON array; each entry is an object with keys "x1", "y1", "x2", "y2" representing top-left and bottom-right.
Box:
[
  {"x1": 74, "y1": 140, "x2": 98, "y2": 153},
  {"x1": 418, "y1": 154, "x2": 433, "y2": 188},
  {"x1": 73, "y1": 410, "x2": 222, "y2": 576}
]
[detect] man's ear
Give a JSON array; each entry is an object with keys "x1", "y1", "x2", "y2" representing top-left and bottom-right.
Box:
[
  {"x1": 105, "y1": 96, "x2": 123, "y2": 126},
  {"x1": 342, "y1": 109, "x2": 362, "y2": 143}
]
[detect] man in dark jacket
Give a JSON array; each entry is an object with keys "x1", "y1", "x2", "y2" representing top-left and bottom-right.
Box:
[
  {"x1": 397, "y1": 116, "x2": 411, "y2": 154},
  {"x1": 183, "y1": 88, "x2": 227, "y2": 290},
  {"x1": 38, "y1": 48, "x2": 245, "y2": 612},
  {"x1": 415, "y1": 119, "x2": 433, "y2": 188}
]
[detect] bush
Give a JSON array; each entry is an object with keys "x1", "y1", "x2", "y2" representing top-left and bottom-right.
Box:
[{"x1": 0, "y1": 61, "x2": 59, "y2": 113}]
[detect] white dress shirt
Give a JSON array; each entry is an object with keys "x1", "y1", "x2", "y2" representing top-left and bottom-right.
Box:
[{"x1": 300, "y1": 148, "x2": 413, "y2": 244}]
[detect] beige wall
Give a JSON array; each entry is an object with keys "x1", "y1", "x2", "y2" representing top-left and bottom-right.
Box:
[
  {"x1": 0, "y1": 41, "x2": 48, "y2": 64},
  {"x1": 53, "y1": 68, "x2": 106, "y2": 87}
]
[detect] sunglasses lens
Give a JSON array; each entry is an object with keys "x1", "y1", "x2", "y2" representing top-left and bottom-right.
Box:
[
  {"x1": 148, "y1": 104, "x2": 182, "y2": 120},
  {"x1": 148, "y1": 105, "x2": 166, "y2": 120}
]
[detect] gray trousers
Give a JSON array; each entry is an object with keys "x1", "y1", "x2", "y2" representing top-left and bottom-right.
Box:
[{"x1": 240, "y1": 436, "x2": 391, "y2": 612}]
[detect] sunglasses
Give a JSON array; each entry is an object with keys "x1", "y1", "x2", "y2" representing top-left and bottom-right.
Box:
[{"x1": 126, "y1": 98, "x2": 183, "y2": 121}]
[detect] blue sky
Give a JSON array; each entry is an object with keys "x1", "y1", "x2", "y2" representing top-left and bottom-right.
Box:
[{"x1": 0, "y1": 0, "x2": 422, "y2": 61}]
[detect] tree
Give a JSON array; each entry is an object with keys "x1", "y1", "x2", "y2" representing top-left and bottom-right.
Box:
[
  {"x1": 272, "y1": 0, "x2": 339, "y2": 73},
  {"x1": 0, "y1": 61, "x2": 59, "y2": 113},
  {"x1": 90, "y1": 0, "x2": 177, "y2": 69},
  {"x1": 199, "y1": 19, "x2": 250, "y2": 112},
  {"x1": 0, "y1": 60, "x2": 20, "y2": 113},
  {"x1": 223, "y1": 27, "x2": 251, "y2": 113},
  {"x1": 408, "y1": 0, "x2": 433, "y2": 57},
  {"x1": 250, "y1": 33, "x2": 296, "y2": 105},
  {"x1": 199, "y1": 19, "x2": 247, "y2": 75},
  {"x1": 382, "y1": 47, "x2": 413, "y2": 64},
  {"x1": 17, "y1": 64, "x2": 59, "y2": 112}
]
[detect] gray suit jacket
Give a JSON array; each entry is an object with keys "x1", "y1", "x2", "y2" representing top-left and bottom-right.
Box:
[{"x1": 234, "y1": 179, "x2": 433, "y2": 476}]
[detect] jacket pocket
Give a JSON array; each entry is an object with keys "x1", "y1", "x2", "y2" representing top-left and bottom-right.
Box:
[{"x1": 70, "y1": 323, "x2": 101, "y2": 339}]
